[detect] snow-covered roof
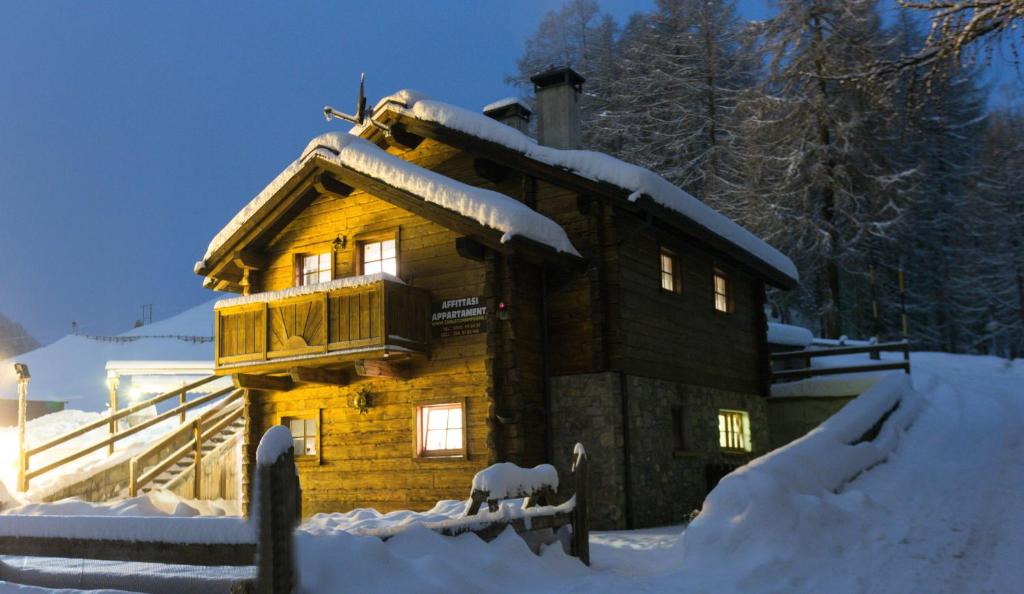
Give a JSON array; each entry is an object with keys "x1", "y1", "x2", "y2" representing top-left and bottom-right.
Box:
[
  {"x1": 362, "y1": 90, "x2": 799, "y2": 286},
  {"x1": 196, "y1": 129, "x2": 580, "y2": 274}
]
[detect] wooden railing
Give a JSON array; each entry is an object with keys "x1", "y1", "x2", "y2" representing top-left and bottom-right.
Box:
[
  {"x1": 771, "y1": 341, "x2": 911, "y2": 383},
  {"x1": 0, "y1": 434, "x2": 301, "y2": 594},
  {"x1": 128, "y1": 391, "x2": 244, "y2": 497},
  {"x1": 18, "y1": 375, "x2": 229, "y2": 492},
  {"x1": 215, "y1": 277, "x2": 431, "y2": 370}
]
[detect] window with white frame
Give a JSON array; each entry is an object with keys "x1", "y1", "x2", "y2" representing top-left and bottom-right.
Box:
[
  {"x1": 362, "y1": 239, "x2": 398, "y2": 276},
  {"x1": 285, "y1": 416, "x2": 319, "y2": 457},
  {"x1": 718, "y1": 409, "x2": 751, "y2": 452},
  {"x1": 297, "y1": 253, "x2": 332, "y2": 286},
  {"x1": 416, "y1": 402, "x2": 464, "y2": 457}
]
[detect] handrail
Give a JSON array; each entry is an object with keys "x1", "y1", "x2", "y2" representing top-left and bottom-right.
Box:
[
  {"x1": 771, "y1": 340, "x2": 909, "y2": 361},
  {"x1": 130, "y1": 398, "x2": 244, "y2": 497},
  {"x1": 131, "y1": 391, "x2": 242, "y2": 471},
  {"x1": 24, "y1": 386, "x2": 235, "y2": 484},
  {"x1": 27, "y1": 375, "x2": 220, "y2": 458}
]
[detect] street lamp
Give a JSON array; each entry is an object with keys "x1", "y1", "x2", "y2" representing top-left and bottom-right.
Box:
[{"x1": 14, "y1": 363, "x2": 30, "y2": 492}]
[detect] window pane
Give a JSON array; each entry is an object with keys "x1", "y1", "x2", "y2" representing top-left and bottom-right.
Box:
[
  {"x1": 292, "y1": 437, "x2": 304, "y2": 453},
  {"x1": 304, "y1": 255, "x2": 318, "y2": 270},
  {"x1": 716, "y1": 294, "x2": 728, "y2": 312},
  {"x1": 381, "y1": 239, "x2": 396, "y2": 259},
  {"x1": 427, "y1": 408, "x2": 448, "y2": 430},
  {"x1": 447, "y1": 407, "x2": 462, "y2": 429},
  {"x1": 425, "y1": 429, "x2": 446, "y2": 450},
  {"x1": 319, "y1": 253, "x2": 331, "y2": 270},
  {"x1": 305, "y1": 419, "x2": 317, "y2": 436},
  {"x1": 364, "y1": 242, "x2": 380, "y2": 262},
  {"x1": 305, "y1": 437, "x2": 317, "y2": 455},
  {"x1": 364, "y1": 260, "x2": 382, "y2": 275},
  {"x1": 662, "y1": 272, "x2": 674, "y2": 292},
  {"x1": 382, "y1": 257, "x2": 397, "y2": 276},
  {"x1": 661, "y1": 254, "x2": 673, "y2": 275},
  {"x1": 445, "y1": 429, "x2": 462, "y2": 450},
  {"x1": 289, "y1": 419, "x2": 304, "y2": 437},
  {"x1": 318, "y1": 268, "x2": 332, "y2": 283}
]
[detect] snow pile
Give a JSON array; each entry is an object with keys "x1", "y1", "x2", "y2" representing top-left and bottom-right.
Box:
[
  {"x1": 366, "y1": 90, "x2": 797, "y2": 284},
  {"x1": 470, "y1": 462, "x2": 559, "y2": 500},
  {"x1": 198, "y1": 130, "x2": 581, "y2": 271},
  {"x1": 0, "y1": 301, "x2": 216, "y2": 411},
  {"x1": 675, "y1": 373, "x2": 924, "y2": 587},
  {"x1": 255, "y1": 424, "x2": 293, "y2": 466},
  {"x1": 214, "y1": 272, "x2": 403, "y2": 309},
  {"x1": 766, "y1": 322, "x2": 814, "y2": 347}
]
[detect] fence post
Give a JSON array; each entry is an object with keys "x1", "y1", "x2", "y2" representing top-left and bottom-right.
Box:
[
  {"x1": 192, "y1": 421, "x2": 203, "y2": 500},
  {"x1": 129, "y1": 457, "x2": 138, "y2": 497},
  {"x1": 570, "y1": 443, "x2": 590, "y2": 566},
  {"x1": 254, "y1": 428, "x2": 301, "y2": 594},
  {"x1": 106, "y1": 372, "x2": 119, "y2": 456},
  {"x1": 903, "y1": 341, "x2": 911, "y2": 374},
  {"x1": 179, "y1": 383, "x2": 188, "y2": 425},
  {"x1": 15, "y1": 363, "x2": 30, "y2": 493}
]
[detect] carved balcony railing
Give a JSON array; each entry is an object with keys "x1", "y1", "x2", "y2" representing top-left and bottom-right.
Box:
[{"x1": 214, "y1": 276, "x2": 431, "y2": 372}]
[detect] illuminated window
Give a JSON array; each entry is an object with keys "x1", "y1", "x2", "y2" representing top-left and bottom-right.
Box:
[
  {"x1": 718, "y1": 410, "x2": 751, "y2": 452},
  {"x1": 362, "y1": 239, "x2": 398, "y2": 276},
  {"x1": 713, "y1": 269, "x2": 733, "y2": 313},
  {"x1": 660, "y1": 248, "x2": 682, "y2": 294},
  {"x1": 416, "y1": 402, "x2": 464, "y2": 457},
  {"x1": 284, "y1": 416, "x2": 319, "y2": 457},
  {"x1": 297, "y1": 253, "x2": 332, "y2": 286}
]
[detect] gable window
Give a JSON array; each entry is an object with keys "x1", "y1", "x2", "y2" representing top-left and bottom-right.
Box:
[
  {"x1": 296, "y1": 253, "x2": 332, "y2": 286},
  {"x1": 416, "y1": 402, "x2": 465, "y2": 457},
  {"x1": 362, "y1": 239, "x2": 398, "y2": 276},
  {"x1": 718, "y1": 409, "x2": 751, "y2": 452},
  {"x1": 284, "y1": 415, "x2": 319, "y2": 457},
  {"x1": 660, "y1": 248, "x2": 682, "y2": 294},
  {"x1": 713, "y1": 269, "x2": 733, "y2": 313}
]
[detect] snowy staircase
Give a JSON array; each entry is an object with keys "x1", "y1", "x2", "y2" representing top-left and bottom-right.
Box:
[{"x1": 142, "y1": 416, "x2": 245, "y2": 493}]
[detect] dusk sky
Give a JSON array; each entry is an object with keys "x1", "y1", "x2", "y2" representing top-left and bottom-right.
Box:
[{"x1": 0, "y1": 0, "x2": 1014, "y2": 345}]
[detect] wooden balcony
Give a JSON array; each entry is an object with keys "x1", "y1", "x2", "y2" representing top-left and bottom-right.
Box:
[{"x1": 214, "y1": 277, "x2": 431, "y2": 373}]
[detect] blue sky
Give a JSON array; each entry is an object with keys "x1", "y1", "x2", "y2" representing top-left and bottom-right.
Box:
[{"x1": 0, "y1": 1, "x2": 1016, "y2": 344}]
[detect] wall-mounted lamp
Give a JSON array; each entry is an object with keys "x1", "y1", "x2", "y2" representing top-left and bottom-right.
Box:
[{"x1": 332, "y1": 234, "x2": 347, "y2": 250}]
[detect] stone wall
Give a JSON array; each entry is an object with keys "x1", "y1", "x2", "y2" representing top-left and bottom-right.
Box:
[
  {"x1": 550, "y1": 372, "x2": 767, "y2": 530},
  {"x1": 767, "y1": 396, "x2": 855, "y2": 450}
]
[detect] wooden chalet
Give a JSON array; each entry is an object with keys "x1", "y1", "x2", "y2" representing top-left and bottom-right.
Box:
[{"x1": 194, "y1": 68, "x2": 799, "y2": 529}]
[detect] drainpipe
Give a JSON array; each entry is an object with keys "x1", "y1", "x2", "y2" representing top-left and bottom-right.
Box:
[
  {"x1": 619, "y1": 371, "x2": 634, "y2": 529},
  {"x1": 541, "y1": 267, "x2": 552, "y2": 465}
]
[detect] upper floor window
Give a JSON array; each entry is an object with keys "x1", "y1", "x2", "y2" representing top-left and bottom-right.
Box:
[
  {"x1": 362, "y1": 239, "x2": 398, "y2": 276},
  {"x1": 660, "y1": 248, "x2": 682, "y2": 294},
  {"x1": 416, "y1": 401, "x2": 464, "y2": 457},
  {"x1": 718, "y1": 409, "x2": 751, "y2": 452},
  {"x1": 713, "y1": 269, "x2": 733, "y2": 313},
  {"x1": 296, "y1": 253, "x2": 332, "y2": 286}
]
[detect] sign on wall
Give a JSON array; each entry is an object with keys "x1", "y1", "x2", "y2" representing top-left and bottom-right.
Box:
[{"x1": 431, "y1": 296, "x2": 488, "y2": 338}]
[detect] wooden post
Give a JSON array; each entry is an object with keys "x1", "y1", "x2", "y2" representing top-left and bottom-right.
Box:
[
  {"x1": 129, "y1": 457, "x2": 139, "y2": 497},
  {"x1": 903, "y1": 341, "x2": 911, "y2": 375},
  {"x1": 16, "y1": 366, "x2": 30, "y2": 493},
  {"x1": 179, "y1": 382, "x2": 188, "y2": 425},
  {"x1": 192, "y1": 420, "x2": 203, "y2": 500},
  {"x1": 107, "y1": 372, "x2": 119, "y2": 456},
  {"x1": 571, "y1": 443, "x2": 590, "y2": 566},
  {"x1": 254, "y1": 430, "x2": 301, "y2": 594}
]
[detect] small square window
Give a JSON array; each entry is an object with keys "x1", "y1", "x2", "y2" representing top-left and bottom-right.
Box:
[
  {"x1": 283, "y1": 415, "x2": 319, "y2": 457},
  {"x1": 416, "y1": 402, "x2": 465, "y2": 457},
  {"x1": 296, "y1": 252, "x2": 332, "y2": 286},
  {"x1": 713, "y1": 269, "x2": 733, "y2": 313},
  {"x1": 362, "y1": 239, "x2": 398, "y2": 276},
  {"x1": 718, "y1": 409, "x2": 751, "y2": 452},
  {"x1": 660, "y1": 248, "x2": 682, "y2": 294}
]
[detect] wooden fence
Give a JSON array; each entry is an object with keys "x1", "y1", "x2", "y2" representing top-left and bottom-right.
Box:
[
  {"x1": 17, "y1": 375, "x2": 234, "y2": 492},
  {"x1": 771, "y1": 340, "x2": 911, "y2": 383},
  {"x1": 0, "y1": 440, "x2": 301, "y2": 594}
]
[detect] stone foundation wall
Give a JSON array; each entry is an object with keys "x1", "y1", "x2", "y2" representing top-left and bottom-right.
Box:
[
  {"x1": 767, "y1": 396, "x2": 855, "y2": 450},
  {"x1": 550, "y1": 372, "x2": 767, "y2": 530}
]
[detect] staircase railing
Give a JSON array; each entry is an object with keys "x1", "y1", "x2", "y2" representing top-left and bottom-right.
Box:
[
  {"x1": 17, "y1": 375, "x2": 229, "y2": 492},
  {"x1": 128, "y1": 392, "x2": 244, "y2": 497},
  {"x1": 770, "y1": 340, "x2": 911, "y2": 383}
]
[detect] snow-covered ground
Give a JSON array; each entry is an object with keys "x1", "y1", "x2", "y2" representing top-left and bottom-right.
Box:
[{"x1": 2, "y1": 351, "x2": 1022, "y2": 593}]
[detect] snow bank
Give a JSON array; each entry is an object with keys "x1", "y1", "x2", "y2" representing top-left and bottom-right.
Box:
[
  {"x1": 767, "y1": 322, "x2": 814, "y2": 347},
  {"x1": 214, "y1": 273, "x2": 403, "y2": 309},
  {"x1": 364, "y1": 90, "x2": 797, "y2": 284},
  {"x1": 198, "y1": 129, "x2": 580, "y2": 271},
  {"x1": 675, "y1": 373, "x2": 924, "y2": 586},
  {"x1": 470, "y1": 462, "x2": 559, "y2": 500}
]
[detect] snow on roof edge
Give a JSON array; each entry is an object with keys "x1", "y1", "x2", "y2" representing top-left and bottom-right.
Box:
[
  {"x1": 482, "y1": 96, "x2": 531, "y2": 114},
  {"x1": 369, "y1": 90, "x2": 798, "y2": 285}
]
